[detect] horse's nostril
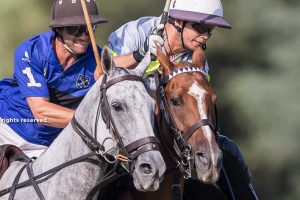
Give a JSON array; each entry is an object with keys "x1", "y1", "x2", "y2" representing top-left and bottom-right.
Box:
[{"x1": 139, "y1": 163, "x2": 153, "y2": 175}]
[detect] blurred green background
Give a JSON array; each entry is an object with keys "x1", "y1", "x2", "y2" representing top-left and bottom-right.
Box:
[{"x1": 0, "y1": 1, "x2": 299, "y2": 199}]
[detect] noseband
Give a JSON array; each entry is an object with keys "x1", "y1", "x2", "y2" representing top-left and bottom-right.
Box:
[
  {"x1": 99, "y1": 74, "x2": 160, "y2": 170},
  {"x1": 157, "y1": 67, "x2": 215, "y2": 179}
]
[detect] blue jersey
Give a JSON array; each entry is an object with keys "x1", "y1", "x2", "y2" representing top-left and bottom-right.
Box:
[{"x1": 0, "y1": 31, "x2": 99, "y2": 146}]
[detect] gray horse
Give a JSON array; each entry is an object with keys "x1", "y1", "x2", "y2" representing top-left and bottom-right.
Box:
[{"x1": 0, "y1": 47, "x2": 166, "y2": 200}]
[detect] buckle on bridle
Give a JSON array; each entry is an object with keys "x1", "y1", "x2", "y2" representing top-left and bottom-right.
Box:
[{"x1": 176, "y1": 144, "x2": 194, "y2": 179}]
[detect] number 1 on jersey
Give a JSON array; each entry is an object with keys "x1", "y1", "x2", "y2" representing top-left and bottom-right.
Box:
[{"x1": 22, "y1": 67, "x2": 42, "y2": 87}]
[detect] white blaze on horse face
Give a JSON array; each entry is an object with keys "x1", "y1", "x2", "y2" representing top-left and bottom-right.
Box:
[{"x1": 188, "y1": 81, "x2": 216, "y2": 163}]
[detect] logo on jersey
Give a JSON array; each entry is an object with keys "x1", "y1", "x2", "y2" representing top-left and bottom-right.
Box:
[
  {"x1": 76, "y1": 74, "x2": 90, "y2": 89},
  {"x1": 22, "y1": 51, "x2": 30, "y2": 62}
]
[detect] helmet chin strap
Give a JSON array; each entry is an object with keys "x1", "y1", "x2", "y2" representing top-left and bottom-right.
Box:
[
  {"x1": 55, "y1": 29, "x2": 81, "y2": 55},
  {"x1": 63, "y1": 43, "x2": 80, "y2": 55},
  {"x1": 168, "y1": 19, "x2": 208, "y2": 51},
  {"x1": 178, "y1": 22, "x2": 208, "y2": 51},
  {"x1": 169, "y1": 19, "x2": 187, "y2": 50},
  {"x1": 180, "y1": 21, "x2": 187, "y2": 50}
]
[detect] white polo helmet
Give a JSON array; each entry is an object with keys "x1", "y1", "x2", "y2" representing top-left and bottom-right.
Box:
[{"x1": 169, "y1": 0, "x2": 231, "y2": 29}]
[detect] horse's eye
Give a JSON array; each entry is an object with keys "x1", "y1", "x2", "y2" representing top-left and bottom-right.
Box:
[
  {"x1": 111, "y1": 102, "x2": 123, "y2": 111},
  {"x1": 170, "y1": 97, "x2": 180, "y2": 106}
]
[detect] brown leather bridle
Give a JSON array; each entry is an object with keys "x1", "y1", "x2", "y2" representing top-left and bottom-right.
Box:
[
  {"x1": 73, "y1": 73, "x2": 161, "y2": 199},
  {"x1": 156, "y1": 67, "x2": 215, "y2": 179},
  {"x1": 74, "y1": 74, "x2": 160, "y2": 173}
]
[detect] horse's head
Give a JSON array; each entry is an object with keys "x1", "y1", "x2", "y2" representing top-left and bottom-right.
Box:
[
  {"x1": 156, "y1": 47, "x2": 222, "y2": 183},
  {"x1": 99, "y1": 47, "x2": 166, "y2": 191}
]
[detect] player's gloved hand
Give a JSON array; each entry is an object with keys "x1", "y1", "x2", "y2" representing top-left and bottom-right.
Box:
[{"x1": 133, "y1": 24, "x2": 164, "y2": 62}]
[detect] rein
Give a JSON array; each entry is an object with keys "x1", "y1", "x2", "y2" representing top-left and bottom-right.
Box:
[
  {"x1": 0, "y1": 74, "x2": 160, "y2": 200},
  {"x1": 0, "y1": 151, "x2": 99, "y2": 199}
]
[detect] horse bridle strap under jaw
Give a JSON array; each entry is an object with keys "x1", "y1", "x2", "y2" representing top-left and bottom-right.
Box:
[{"x1": 71, "y1": 116, "x2": 105, "y2": 153}]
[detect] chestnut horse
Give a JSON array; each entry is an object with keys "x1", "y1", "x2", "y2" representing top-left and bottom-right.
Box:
[{"x1": 101, "y1": 47, "x2": 222, "y2": 200}]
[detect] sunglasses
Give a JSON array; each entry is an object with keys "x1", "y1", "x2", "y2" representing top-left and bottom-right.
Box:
[
  {"x1": 191, "y1": 23, "x2": 216, "y2": 35},
  {"x1": 64, "y1": 25, "x2": 97, "y2": 37}
]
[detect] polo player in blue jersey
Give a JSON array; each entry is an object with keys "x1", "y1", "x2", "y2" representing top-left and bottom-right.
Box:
[{"x1": 0, "y1": 0, "x2": 107, "y2": 158}]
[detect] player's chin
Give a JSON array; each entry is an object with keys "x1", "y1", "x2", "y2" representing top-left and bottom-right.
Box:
[
  {"x1": 188, "y1": 42, "x2": 203, "y2": 51},
  {"x1": 73, "y1": 43, "x2": 89, "y2": 54}
]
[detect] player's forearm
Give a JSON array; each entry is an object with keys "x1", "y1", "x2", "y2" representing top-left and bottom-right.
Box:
[
  {"x1": 93, "y1": 53, "x2": 136, "y2": 80},
  {"x1": 27, "y1": 97, "x2": 75, "y2": 128},
  {"x1": 37, "y1": 104, "x2": 74, "y2": 128},
  {"x1": 33, "y1": 103, "x2": 75, "y2": 128},
  {"x1": 112, "y1": 54, "x2": 138, "y2": 69}
]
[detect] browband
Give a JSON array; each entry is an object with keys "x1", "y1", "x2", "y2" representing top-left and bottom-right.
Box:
[{"x1": 162, "y1": 66, "x2": 207, "y2": 84}]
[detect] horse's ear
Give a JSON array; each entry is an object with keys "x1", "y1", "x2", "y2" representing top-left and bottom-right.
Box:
[
  {"x1": 132, "y1": 50, "x2": 151, "y2": 76},
  {"x1": 101, "y1": 46, "x2": 116, "y2": 76},
  {"x1": 192, "y1": 47, "x2": 206, "y2": 70},
  {"x1": 157, "y1": 47, "x2": 174, "y2": 75}
]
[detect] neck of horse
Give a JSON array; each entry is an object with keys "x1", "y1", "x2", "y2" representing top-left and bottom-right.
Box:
[
  {"x1": 30, "y1": 77, "x2": 110, "y2": 197},
  {"x1": 133, "y1": 171, "x2": 184, "y2": 200},
  {"x1": 156, "y1": 102, "x2": 181, "y2": 171},
  {"x1": 160, "y1": 117, "x2": 185, "y2": 199}
]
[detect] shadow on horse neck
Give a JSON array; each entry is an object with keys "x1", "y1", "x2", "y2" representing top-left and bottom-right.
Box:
[
  {"x1": 122, "y1": 47, "x2": 222, "y2": 200},
  {"x1": 0, "y1": 47, "x2": 166, "y2": 200}
]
